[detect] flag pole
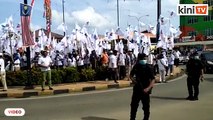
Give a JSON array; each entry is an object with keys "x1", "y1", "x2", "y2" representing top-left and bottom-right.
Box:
[
  {"x1": 62, "y1": 0, "x2": 65, "y2": 36},
  {"x1": 24, "y1": 0, "x2": 34, "y2": 89},
  {"x1": 156, "y1": 0, "x2": 161, "y2": 54},
  {"x1": 117, "y1": 0, "x2": 120, "y2": 27},
  {"x1": 116, "y1": 0, "x2": 120, "y2": 48},
  {"x1": 156, "y1": 0, "x2": 161, "y2": 43}
]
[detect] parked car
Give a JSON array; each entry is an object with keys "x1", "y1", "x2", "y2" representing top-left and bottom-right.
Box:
[
  {"x1": 179, "y1": 55, "x2": 189, "y2": 64},
  {"x1": 200, "y1": 51, "x2": 213, "y2": 73}
]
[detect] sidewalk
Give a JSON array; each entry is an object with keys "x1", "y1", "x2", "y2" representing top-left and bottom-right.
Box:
[{"x1": 0, "y1": 67, "x2": 184, "y2": 98}]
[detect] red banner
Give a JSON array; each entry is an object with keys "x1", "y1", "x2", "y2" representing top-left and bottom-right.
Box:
[{"x1": 44, "y1": 0, "x2": 51, "y2": 34}]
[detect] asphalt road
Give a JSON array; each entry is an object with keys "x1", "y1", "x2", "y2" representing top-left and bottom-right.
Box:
[{"x1": 0, "y1": 74, "x2": 213, "y2": 120}]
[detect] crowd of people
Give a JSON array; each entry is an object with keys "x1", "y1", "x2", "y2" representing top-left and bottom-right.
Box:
[{"x1": 1, "y1": 44, "x2": 185, "y2": 86}]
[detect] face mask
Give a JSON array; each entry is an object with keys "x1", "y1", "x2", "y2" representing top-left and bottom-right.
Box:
[{"x1": 139, "y1": 60, "x2": 147, "y2": 65}]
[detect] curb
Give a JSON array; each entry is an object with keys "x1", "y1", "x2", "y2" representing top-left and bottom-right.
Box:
[
  {"x1": 0, "y1": 82, "x2": 132, "y2": 98},
  {"x1": 0, "y1": 68, "x2": 184, "y2": 99}
]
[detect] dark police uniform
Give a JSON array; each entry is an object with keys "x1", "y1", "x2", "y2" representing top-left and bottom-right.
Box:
[
  {"x1": 186, "y1": 57, "x2": 204, "y2": 100},
  {"x1": 130, "y1": 62, "x2": 155, "y2": 120}
]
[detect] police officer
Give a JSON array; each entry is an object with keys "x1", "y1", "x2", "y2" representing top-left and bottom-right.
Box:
[
  {"x1": 130, "y1": 53, "x2": 155, "y2": 120},
  {"x1": 186, "y1": 52, "x2": 204, "y2": 101}
]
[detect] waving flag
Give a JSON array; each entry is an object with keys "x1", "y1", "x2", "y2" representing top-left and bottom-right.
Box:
[
  {"x1": 16, "y1": 24, "x2": 21, "y2": 31},
  {"x1": 30, "y1": 0, "x2": 35, "y2": 22},
  {"x1": 20, "y1": 3, "x2": 34, "y2": 46},
  {"x1": 44, "y1": 0, "x2": 51, "y2": 34},
  {"x1": 115, "y1": 27, "x2": 124, "y2": 36},
  {"x1": 92, "y1": 29, "x2": 99, "y2": 41},
  {"x1": 168, "y1": 10, "x2": 176, "y2": 18}
]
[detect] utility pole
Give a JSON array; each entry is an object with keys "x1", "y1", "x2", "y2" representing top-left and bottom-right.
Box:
[
  {"x1": 62, "y1": 0, "x2": 65, "y2": 36},
  {"x1": 156, "y1": 0, "x2": 161, "y2": 43},
  {"x1": 117, "y1": 0, "x2": 120, "y2": 27},
  {"x1": 24, "y1": 0, "x2": 34, "y2": 89}
]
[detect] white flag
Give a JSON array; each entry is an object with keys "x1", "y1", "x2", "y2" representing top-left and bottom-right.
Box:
[
  {"x1": 57, "y1": 22, "x2": 67, "y2": 33},
  {"x1": 115, "y1": 27, "x2": 124, "y2": 36}
]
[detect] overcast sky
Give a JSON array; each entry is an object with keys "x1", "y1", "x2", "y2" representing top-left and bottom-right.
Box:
[{"x1": 0, "y1": 0, "x2": 179, "y2": 34}]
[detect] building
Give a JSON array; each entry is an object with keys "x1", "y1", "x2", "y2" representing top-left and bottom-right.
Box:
[
  {"x1": 35, "y1": 28, "x2": 64, "y2": 40},
  {"x1": 180, "y1": 0, "x2": 213, "y2": 42}
]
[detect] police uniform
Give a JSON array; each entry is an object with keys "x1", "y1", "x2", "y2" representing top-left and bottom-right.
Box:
[
  {"x1": 186, "y1": 54, "x2": 204, "y2": 100},
  {"x1": 130, "y1": 54, "x2": 155, "y2": 120}
]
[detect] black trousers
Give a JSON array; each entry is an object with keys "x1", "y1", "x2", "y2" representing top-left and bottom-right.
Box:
[
  {"x1": 153, "y1": 64, "x2": 158, "y2": 75},
  {"x1": 174, "y1": 58, "x2": 179, "y2": 67},
  {"x1": 130, "y1": 87, "x2": 150, "y2": 120},
  {"x1": 187, "y1": 76, "x2": 200, "y2": 98},
  {"x1": 109, "y1": 68, "x2": 118, "y2": 82},
  {"x1": 118, "y1": 66, "x2": 126, "y2": 80}
]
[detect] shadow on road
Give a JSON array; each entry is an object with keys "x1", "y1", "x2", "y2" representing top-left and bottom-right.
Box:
[
  {"x1": 82, "y1": 116, "x2": 117, "y2": 120},
  {"x1": 151, "y1": 96, "x2": 186, "y2": 101}
]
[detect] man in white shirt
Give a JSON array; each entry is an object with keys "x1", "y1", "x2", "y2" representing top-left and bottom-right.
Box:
[
  {"x1": 0, "y1": 53, "x2": 7, "y2": 91},
  {"x1": 167, "y1": 51, "x2": 175, "y2": 76},
  {"x1": 55, "y1": 51, "x2": 64, "y2": 69},
  {"x1": 76, "y1": 54, "x2": 84, "y2": 72},
  {"x1": 174, "y1": 49, "x2": 181, "y2": 67},
  {"x1": 38, "y1": 50, "x2": 53, "y2": 91},
  {"x1": 118, "y1": 51, "x2": 126, "y2": 80},
  {"x1": 157, "y1": 53, "x2": 168, "y2": 83},
  {"x1": 108, "y1": 50, "x2": 118, "y2": 83}
]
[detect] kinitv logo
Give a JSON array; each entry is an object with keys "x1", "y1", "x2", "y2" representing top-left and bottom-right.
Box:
[{"x1": 177, "y1": 4, "x2": 208, "y2": 16}]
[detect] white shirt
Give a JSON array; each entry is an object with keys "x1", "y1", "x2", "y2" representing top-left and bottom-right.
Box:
[
  {"x1": 157, "y1": 58, "x2": 168, "y2": 70},
  {"x1": 118, "y1": 53, "x2": 126, "y2": 66},
  {"x1": 174, "y1": 51, "x2": 181, "y2": 59},
  {"x1": 55, "y1": 54, "x2": 63, "y2": 66},
  {"x1": 14, "y1": 59, "x2": 21, "y2": 68},
  {"x1": 76, "y1": 56, "x2": 84, "y2": 66},
  {"x1": 147, "y1": 54, "x2": 154, "y2": 65},
  {"x1": 109, "y1": 55, "x2": 117, "y2": 68},
  {"x1": 68, "y1": 58, "x2": 76, "y2": 67},
  {"x1": 38, "y1": 56, "x2": 52, "y2": 71},
  {"x1": 168, "y1": 54, "x2": 175, "y2": 65},
  {"x1": 0, "y1": 58, "x2": 5, "y2": 72}
]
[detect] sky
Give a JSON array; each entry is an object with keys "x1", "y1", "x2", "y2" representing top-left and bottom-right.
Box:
[{"x1": 0, "y1": 0, "x2": 179, "y2": 35}]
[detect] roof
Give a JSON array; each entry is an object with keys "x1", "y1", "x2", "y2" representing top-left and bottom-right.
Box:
[
  {"x1": 35, "y1": 28, "x2": 64, "y2": 40},
  {"x1": 175, "y1": 40, "x2": 213, "y2": 46},
  {"x1": 142, "y1": 32, "x2": 156, "y2": 38}
]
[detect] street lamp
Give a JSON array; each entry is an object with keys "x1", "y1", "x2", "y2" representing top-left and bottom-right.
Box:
[{"x1": 128, "y1": 14, "x2": 149, "y2": 33}]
